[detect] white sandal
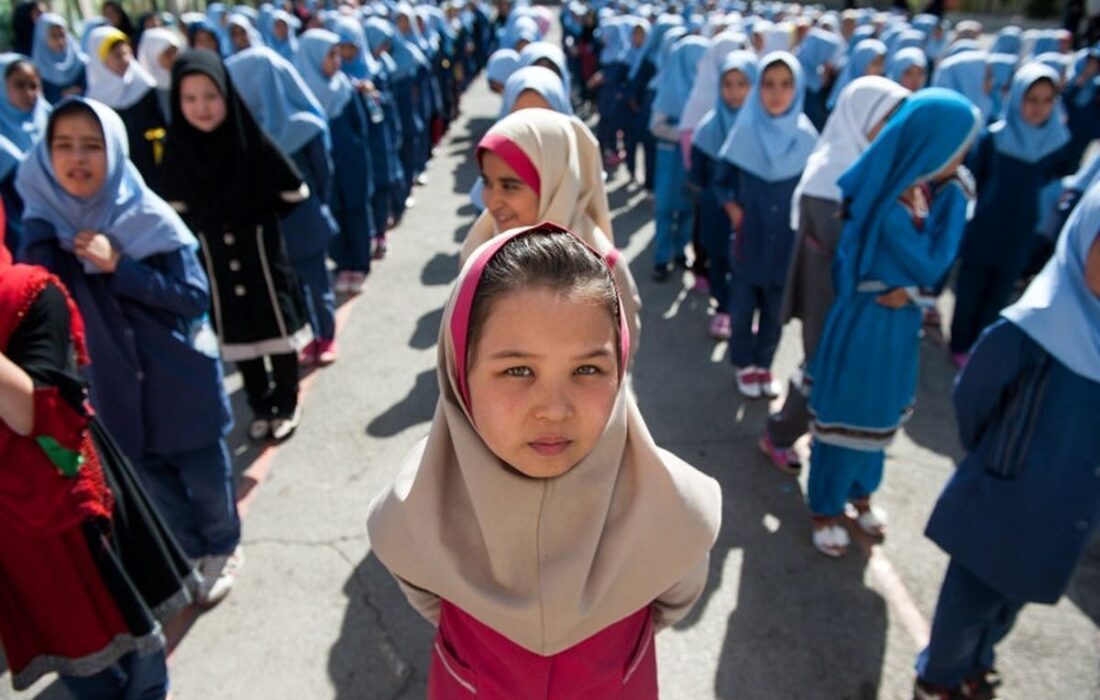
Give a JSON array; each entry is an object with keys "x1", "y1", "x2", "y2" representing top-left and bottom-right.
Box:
[
  {"x1": 811, "y1": 521, "x2": 850, "y2": 558},
  {"x1": 847, "y1": 501, "x2": 887, "y2": 539}
]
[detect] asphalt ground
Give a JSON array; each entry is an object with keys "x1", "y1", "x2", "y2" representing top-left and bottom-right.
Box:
[{"x1": 3, "y1": 19, "x2": 1098, "y2": 700}]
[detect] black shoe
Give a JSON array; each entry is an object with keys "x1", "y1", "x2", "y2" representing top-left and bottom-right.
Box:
[
  {"x1": 652, "y1": 264, "x2": 671, "y2": 282},
  {"x1": 674, "y1": 255, "x2": 689, "y2": 269}
]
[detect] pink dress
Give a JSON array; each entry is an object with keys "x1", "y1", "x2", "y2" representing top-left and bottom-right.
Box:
[{"x1": 428, "y1": 601, "x2": 659, "y2": 699}]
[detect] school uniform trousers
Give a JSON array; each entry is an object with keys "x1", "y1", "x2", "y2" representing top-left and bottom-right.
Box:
[
  {"x1": 328, "y1": 95, "x2": 375, "y2": 275},
  {"x1": 688, "y1": 145, "x2": 733, "y2": 313},
  {"x1": 651, "y1": 113, "x2": 694, "y2": 267},
  {"x1": 919, "y1": 320, "x2": 1100, "y2": 687}
]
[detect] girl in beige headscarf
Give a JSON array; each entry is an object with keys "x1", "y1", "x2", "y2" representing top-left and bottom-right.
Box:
[
  {"x1": 461, "y1": 109, "x2": 644, "y2": 356},
  {"x1": 368, "y1": 223, "x2": 721, "y2": 698}
]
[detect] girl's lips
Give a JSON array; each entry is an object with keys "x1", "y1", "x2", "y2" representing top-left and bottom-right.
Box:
[{"x1": 529, "y1": 439, "x2": 571, "y2": 456}]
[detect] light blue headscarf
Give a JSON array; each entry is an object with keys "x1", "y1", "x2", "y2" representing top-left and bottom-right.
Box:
[
  {"x1": 79, "y1": 17, "x2": 109, "y2": 54},
  {"x1": 204, "y1": 3, "x2": 233, "y2": 55},
  {"x1": 1033, "y1": 51, "x2": 1071, "y2": 79},
  {"x1": 848, "y1": 25, "x2": 875, "y2": 49},
  {"x1": 1066, "y1": 46, "x2": 1100, "y2": 108},
  {"x1": 330, "y1": 15, "x2": 379, "y2": 81},
  {"x1": 1028, "y1": 29, "x2": 1061, "y2": 57},
  {"x1": 692, "y1": 50, "x2": 758, "y2": 159},
  {"x1": 942, "y1": 38, "x2": 981, "y2": 59},
  {"x1": 932, "y1": 50, "x2": 993, "y2": 121},
  {"x1": 295, "y1": 29, "x2": 353, "y2": 119},
  {"x1": 991, "y1": 26, "x2": 1023, "y2": 57},
  {"x1": 499, "y1": 65, "x2": 572, "y2": 116},
  {"x1": 32, "y1": 14, "x2": 87, "y2": 89},
  {"x1": 379, "y1": 15, "x2": 430, "y2": 81},
  {"x1": 620, "y1": 17, "x2": 648, "y2": 71},
  {"x1": 597, "y1": 17, "x2": 628, "y2": 65},
  {"x1": 519, "y1": 42, "x2": 571, "y2": 95},
  {"x1": 269, "y1": 10, "x2": 300, "y2": 61},
  {"x1": 828, "y1": 38, "x2": 886, "y2": 109},
  {"x1": 363, "y1": 17, "x2": 402, "y2": 81},
  {"x1": 833, "y1": 88, "x2": 981, "y2": 297},
  {"x1": 225, "y1": 46, "x2": 330, "y2": 154},
  {"x1": 228, "y1": 14, "x2": 265, "y2": 53},
  {"x1": 15, "y1": 96, "x2": 196, "y2": 273},
  {"x1": 887, "y1": 46, "x2": 927, "y2": 87},
  {"x1": 986, "y1": 53, "x2": 1018, "y2": 117},
  {"x1": 0, "y1": 54, "x2": 51, "y2": 180},
  {"x1": 502, "y1": 15, "x2": 540, "y2": 50},
  {"x1": 989, "y1": 62, "x2": 1070, "y2": 164},
  {"x1": 797, "y1": 27, "x2": 843, "y2": 92},
  {"x1": 629, "y1": 13, "x2": 683, "y2": 80},
  {"x1": 1003, "y1": 178, "x2": 1100, "y2": 381},
  {"x1": 486, "y1": 48, "x2": 521, "y2": 86},
  {"x1": 718, "y1": 51, "x2": 818, "y2": 182},
  {"x1": 651, "y1": 35, "x2": 708, "y2": 120},
  {"x1": 891, "y1": 29, "x2": 927, "y2": 54}
]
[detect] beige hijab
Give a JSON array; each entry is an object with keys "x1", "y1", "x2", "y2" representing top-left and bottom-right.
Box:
[
  {"x1": 368, "y1": 225, "x2": 721, "y2": 656},
  {"x1": 461, "y1": 109, "x2": 643, "y2": 353}
]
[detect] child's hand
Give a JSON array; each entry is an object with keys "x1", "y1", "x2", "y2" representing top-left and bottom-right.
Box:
[
  {"x1": 875, "y1": 288, "x2": 911, "y2": 308},
  {"x1": 586, "y1": 71, "x2": 604, "y2": 89},
  {"x1": 74, "y1": 231, "x2": 120, "y2": 273},
  {"x1": 723, "y1": 202, "x2": 743, "y2": 231}
]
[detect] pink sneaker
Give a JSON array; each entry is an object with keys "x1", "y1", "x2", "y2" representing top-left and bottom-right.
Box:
[
  {"x1": 709, "y1": 312, "x2": 731, "y2": 340},
  {"x1": 758, "y1": 432, "x2": 801, "y2": 475},
  {"x1": 316, "y1": 338, "x2": 339, "y2": 366},
  {"x1": 692, "y1": 276, "x2": 710, "y2": 295},
  {"x1": 298, "y1": 340, "x2": 319, "y2": 366}
]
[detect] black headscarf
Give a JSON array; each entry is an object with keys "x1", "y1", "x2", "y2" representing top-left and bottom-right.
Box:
[
  {"x1": 11, "y1": 2, "x2": 39, "y2": 56},
  {"x1": 159, "y1": 49, "x2": 302, "y2": 226}
]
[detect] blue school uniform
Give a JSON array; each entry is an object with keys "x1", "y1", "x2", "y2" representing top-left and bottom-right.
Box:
[
  {"x1": 808, "y1": 89, "x2": 981, "y2": 516},
  {"x1": 1062, "y1": 48, "x2": 1100, "y2": 168},
  {"x1": 917, "y1": 182, "x2": 1100, "y2": 685},
  {"x1": 226, "y1": 47, "x2": 338, "y2": 343},
  {"x1": 595, "y1": 18, "x2": 630, "y2": 157},
  {"x1": 715, "y1": 52, "x2": 817, "y2": 370},
  {"x1": 650, "y1": 34, "x2": 707, "y2": 270},
  {"x1": 32, "y1": 14, "x2": 88, "y2": 104},
  {"x1": 627, "y1": 16, "x2": 682, "y2": 191},
  {"x1": 16, "y1": 97, "x2": 238, "y2": 558},
  {"x1": 296, "y1": 28, "x2": 375, "y2": 276},
  {"x1": 796, "y1": 28, "x2": 843, "y2": 130},
  {"x1": 949, "y1": 64, "x2": 1074, "y2": 355}
]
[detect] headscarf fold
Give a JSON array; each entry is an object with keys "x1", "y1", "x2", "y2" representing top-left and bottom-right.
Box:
[
  {"x1": 15, "y1": 97, "x2": 196, "y2": 274},
  {"x1": 691, "y1": 51, "x2": 758, "y2": 160},
  {"x1": 989, "y1": 61, "x2": 1070, "y2": 164},
  {"x1": 827, "y1": 38, "x2": 885, "y2": 109},
  {"x1": 0, "y1": 54, "x2": 51, "y2": 180},
  {"x1": 32, "y1": 13, "x2": 88, "y2": 89},
  {"x1": 1002, "y1": 179, "x2": 1100, "y2": 382},
  {"x1": 85, "y1": 26, "x2": 157, "y2": 110},
  {"x1": 718, "y1": 51, "x2": 818, "y2": 182},
  {"x1": 368, "y1": 222, "x2": 721, "y2": 656}
]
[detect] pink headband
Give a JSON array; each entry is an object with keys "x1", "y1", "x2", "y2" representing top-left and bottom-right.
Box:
[
  {"x1": 451, "y1": 222, "x2": 631, "y2": 411},
  {"x1": 477, "y1": 133, "x2": 541, "y2": 196}
]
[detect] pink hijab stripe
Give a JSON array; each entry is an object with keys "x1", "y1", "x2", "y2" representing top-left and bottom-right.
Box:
[
  {"x1": 477, "y1": 133, "x2": 542, "y2": 195},
  {"x1": 450, "y1": 223, "x2": 631, "y2": 411}
]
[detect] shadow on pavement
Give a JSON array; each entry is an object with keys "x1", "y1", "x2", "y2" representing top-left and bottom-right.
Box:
[
  {"x1": 1066, "y1": 534, "x2": 1100, "y2": 626},
  {"x1": 420, "y1": 252, "x2": 460, "y2": 287},
  {"x1": 409, "y1": 307, "x2": 445, "y2": 351},
  {"x1": 328, "y1": 552, "x2": 432, "y2": 700},
  {"x1": 365, "y1": 368, "x2": 438, "y2": 438}
]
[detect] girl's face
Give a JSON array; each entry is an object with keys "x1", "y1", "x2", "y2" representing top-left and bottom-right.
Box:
[
  {"x1": 489, "y1": 79, "x2": 504, "y2": 94},
  {"x1": 47, "y1": 25, "x2": 67, "y2": 53},
  {"x1": 1021, "y1": 79, "x2": 1056, "y2": 126},
  {"x1": 179, "y1": 73, "x2": 227, "y2": 132},
  {"x1": 194, "y1": 30, "x2": 220, "y2": 52},
  {"x1": 632, "y1": 26, "x2": 646, "y2": 48},
  {"x1": 865, "y1": 54, "x2": 885, "y2": 77},
  {"x1": 230, "y1": 24, "x2": 250, "y2": 50},
  {"x1": 514, "y1": 38, "x2": 530, "y2": 52},
  {"x1": 899, "y1": 65, "x2": 925, "y2": 92},
  {"x1": 759, "y1": 62, "x2": 795, "y2": 116},
  {"x1": 480, "y1": 150, "x2": 540, "y2": 230},
  {"x1": 6, "y1": 62, "x2": 41, "y2": 112},
  {"x1": 103, "y1": 3, "x2": 122, "y2": 26},
  {"x1": 273, "y1": 19, "x2": 289, "y2": 41},
  {"x1": 395, "y1": 15, "x2": 411, "y2": 34},
  {"x1": 50, "y1": 112, "x2": 107, "y2": 199},
  {"x1": 338, "y1": 41, "x2": 359, "y2": 64},
  {"x1": 322, "y1": 47, "x2": 340, "y2": 78},
  {"x1": 510, "y1": 88, "x2": 552, "y2": 112},
  {"x1": 143, "y1": 14, "x2": 163, "y2": 30},
  {"x1": 158, "y1": 45, "x2": 179, "y2": 72},
  {"x1": 468, "y1": 286, "x2": 620, "y2": 479},
  {"x1": 720, "y1": 68, "x2": 751, "y2": 110},
  {"x1": 104, "y1": 41, "x2": 132, "y2": 76},
  {"x1": 1086, "y1": 233, "x2": 1100, "y2": 298}
]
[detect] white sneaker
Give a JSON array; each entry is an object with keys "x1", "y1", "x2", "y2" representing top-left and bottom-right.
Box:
[
  {"x1": 735, "y1": 367, "x2": 761, "y2": 398},
  {"x1": 811, "y1": 523, "x2": 850, "y2": 558},
  {"x1": 333, "y1": 271, "x2": 353, "y2": 294},
  {"x1": 404, "y1": 195, "x2": 416, "y2": 209},
  {"x1": 270, "y1": 405, "x2": 302, "y2": 442},
  {"x1": 197, "y1": 545, "x2": 244, "y2": 607},
  {"x1": 415, "y1": 173, "x2": 429, "y2": 186},
  {"x1": 756, "y1": 369, "x2": 782, "y2": 399},
  {"x1": 847, "y1": 502, "x2": 888, "y2": 539}
]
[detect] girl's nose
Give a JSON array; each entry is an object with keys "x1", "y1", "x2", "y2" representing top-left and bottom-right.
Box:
[{"x1": 533, "y1": 383, "x2": 572, "y2": 422}]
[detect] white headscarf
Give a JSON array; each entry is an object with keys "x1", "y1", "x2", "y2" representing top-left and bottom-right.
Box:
[
  {"x1": 137, "y1": 28, "x2": 182, "y2": 91},
  {"x1": 85, "y1": 26, "x2": 157, "y2": 109},
  {"x1": 790, "y1": 76, "x2": 910, "y2": 228},
  {"x1": 679, "y1": 30, "x2": 748, "y2": 133}
]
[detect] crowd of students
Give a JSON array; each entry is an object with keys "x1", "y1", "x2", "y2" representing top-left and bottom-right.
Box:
[{"x1": 0, "y1": 1, "x2": 1098, "y2": 699}]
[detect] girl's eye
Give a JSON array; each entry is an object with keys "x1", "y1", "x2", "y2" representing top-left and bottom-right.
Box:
[
  {"x1": 575, "y1": 365, "x2": 602, "y2": 376},
  {"x1": 504, "y1": 366, "x2": 533, "y2": 377}
]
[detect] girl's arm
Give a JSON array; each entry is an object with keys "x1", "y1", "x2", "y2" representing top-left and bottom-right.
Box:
[
  {"x1": 649, "y1": 110, "x2": 679, "y2": 142},
  {"x1": 712, "y1": 161, "x2": 743, "y2": 230},
  {"x1": 303, "y1": 134, "x2": 336, "y2": 207},
  {"x1": 109, "y1": 247, "x2": 210, "y2": 320},
  {"x1": 881, "y1": 179, "x2": 972, "y2": 288},
  {"x1": 0, "y1": 352, "x2": 34, "y2": 436},
  {"x1": 952, "y1": 320, "x2": 1028, "y2": 452},
  {"x1": 652, "y1": 554, "x2": 709, "y2": 630},
  {"x1": 964, "y1": 130, "x2": 992, "y2": 195},
  {"x1": 686, "y1": 145, "x2": 709, "y2": 193}
]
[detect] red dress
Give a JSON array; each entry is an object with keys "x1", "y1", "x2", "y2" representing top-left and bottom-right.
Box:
[{"x1": 428, "y1": 601, "x2": 659, "y2": 699}]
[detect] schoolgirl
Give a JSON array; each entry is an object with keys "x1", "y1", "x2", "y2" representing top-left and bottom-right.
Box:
[
  {"x1": 931, "y1": 49, "x2": 994, "y2": 122},
  {"x1": 762, "y1": 76, "x2": 909, "y2": 473},
  {"x1": 649, "y1": 35, "x2": 707, "y2": 281},
  {"x1": 807, "y1": 89, "x2": 981, "y2": 557},
  {"x1": 395, "y1": 4, "x2": 439, "y2": 185},
  {"x1": 826, "y1": 37, "x2": 886, "y2": 110},
  {"x1": 228, "y1": 14, "x2": 264, "y2": 54},
  {"x1": 592, "y1": 16, "x2": 630, "y2": 166},
  {"x1": 486, "y1": 47, "x2": 521, "y2": 93},
  {"x1": 715, "y1": 52, "x2": 818, "y2": 399},
  {"x1": 31, "y1": 13, "x2": 87, "y2": 104},
  {"x1": 519, "y1": 41, "x2": 572, "y2": 100},
  {"x1": 136, "y1": 27, "x2": 183, "y2": 120},
  {"x1": 688, "y1": 51, "x2": 759, "y2": 340},
  {"x1": 226, "y1": 47, "x2": 339, "y2": 367},
  {"x1": 381, "y1": 13, "x2": 432, "y2": 210},
  {"x1": 887, "y1": 46, "x2": 928, "y2": 91},
  {"x1": 0, "y1": 53, "x2": 50, "y2": 254},
  {"x1": 914, "y1": 180, "x2": 1100, "y2": 700},
  {"x1": 625, "y1": 14, "x2": 683, "y2": 191},
  {"x1": 159, "y1": 50, "x2": 311, "y2": 442},
  {"x1": 368, "y1": 222, "x2": 720, "y2": 699},
  {"x1": 187, "y1": 18, "x2": 224, "y2": 55},
  {"x1": 1062, "y1": 46, "x2": 1100, "y2": 168},
  {"x1": 269, "y1": 10, "x2": 300, "y2": 62},
  {"x1": 0, "y1": 215, "x2": 194, "y2": 698},
  {"x1": 84, "y1": 26, "x2": 165, "y2": 187},
  {"x1": 949, "y1": 63, "x2": 1074, "y2": 365},
  {"x1": 16, "y1": 96, "x2": 243, "y2": 603},
  {"x1": 680, "y1": 31, "x2": 750, "y2": 166},
  {"x1": 795, "y1": 26, "x2": 844, "y2": 129},
  {"x1": 296, "y1": 28, "x2": 375, "y2": 297}
]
